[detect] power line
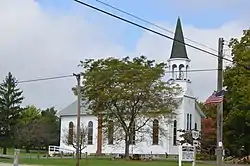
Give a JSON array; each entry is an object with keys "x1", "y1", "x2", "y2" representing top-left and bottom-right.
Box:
[
  {"x1": 16, "y1": 69, "x2": 218, "y2": 84},
  {"x1": 18, "y1": 74, "x2": 74, "y2": 84},
  {"x1": 178, "y1": 69, "x2": 218, "y2": 73},
  {"x1": 73, "y1": 0, "x2": 234, "y2": 64},
  {"x1": 95, "y1": 0, "x2": 218, "y2": 53}
]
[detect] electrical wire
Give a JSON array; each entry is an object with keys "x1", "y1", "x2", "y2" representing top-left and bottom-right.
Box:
[
  {"x1": 18, "y1": 74, "x2": 74, "y2": 84},
  {"x1": 73, "y1": 0, "x2": 234, "y2": 64},
  {"x1": 13, "y1": 1, "x2": 245, "y2": 84},
  {"x1": 16, "y1": 69, "x2": 218, "y2": 84},
  {"x1": 95, "y1": 0, "x2": 218, "y2": 53}
]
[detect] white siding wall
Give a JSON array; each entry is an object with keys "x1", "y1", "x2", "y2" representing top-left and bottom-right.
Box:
[
  {"x1": 102, "y1": 119, "x2": 170, "y2": 155},
  {"x1": 59, "y1": 96, "x2": 202, "y2": 155},
  {"x1": 60, "y1": 115, "x2": 98, "y2": 154}
]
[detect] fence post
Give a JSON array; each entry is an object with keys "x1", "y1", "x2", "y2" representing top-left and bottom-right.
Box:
[{"x1": 13, "y1": 149, "x2": 20, "y2": 166}]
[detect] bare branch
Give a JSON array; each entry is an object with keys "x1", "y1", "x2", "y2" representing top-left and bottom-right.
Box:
[{"x1": 62, "y1": 123, "x2": 88, "y2": 151}]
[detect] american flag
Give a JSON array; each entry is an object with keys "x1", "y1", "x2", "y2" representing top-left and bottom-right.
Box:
[{"x1": 205, "y1": 90, "x2": 225, "y2": 104}]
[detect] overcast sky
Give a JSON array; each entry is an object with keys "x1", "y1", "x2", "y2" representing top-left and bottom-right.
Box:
[{"x1": 0, "y1": 0, "x2": 249, "y2": 110}]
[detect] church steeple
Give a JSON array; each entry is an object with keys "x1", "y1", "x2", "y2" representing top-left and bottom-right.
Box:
[
  {"x1": 168, "y1": 17, "x2": 190, "y2": 82},
  {"x1": 170, "y1": 17, "x2": 189, "y2": 59}
]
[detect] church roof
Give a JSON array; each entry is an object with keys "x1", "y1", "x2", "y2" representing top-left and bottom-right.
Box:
[
  {"x1": 170, "y1": 17, "x2": 189, "y2": 59},
  {"x1": 57, "y1": 100, "x2": 89, "y2": 117},
  {"x1": 58, "y1": 98, "x2": 184, "y2": 117},
  {"x1": 183, "y1": 95, "x2": 206, "y2": 118},
  {"x1": 195, "y1": 101, "x2": 206, "y2": 118}
]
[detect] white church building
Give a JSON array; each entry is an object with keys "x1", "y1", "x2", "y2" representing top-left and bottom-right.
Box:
[{"x1": 58, "y1": 18, "x2": 205, "y2": 156}]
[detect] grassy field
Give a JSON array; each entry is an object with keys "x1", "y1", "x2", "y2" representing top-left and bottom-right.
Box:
[
  {"x1": 0, "y1": 148, "x2": 47, "y2": 158},
  {"x1": 0, "y1": 158, "x2": 212, "y2": 166},
  {"x1": 0, "y1": 148, "x2": 213, "y2": 166}
]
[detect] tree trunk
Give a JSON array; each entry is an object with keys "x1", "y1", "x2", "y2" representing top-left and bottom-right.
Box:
[
  {"x1": 124, "y1": 134, "x2": 130, "y2": 159},
  {"x1": 80, "y1": 149, "x2": 82, "y2": 159},
  {"x1": 2, "y1": 146, "x2": 7, "y2": 155},
  {"x1": 25, "y1": 146, "x2": 30, "y2": 153}
]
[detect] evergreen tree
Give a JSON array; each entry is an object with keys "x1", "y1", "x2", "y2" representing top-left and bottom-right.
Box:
[{"x1": 0, "y1": 72, "x2": 24, "y2": 154}]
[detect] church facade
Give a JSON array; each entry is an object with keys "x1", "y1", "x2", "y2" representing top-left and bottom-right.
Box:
[{"x1": 58, "y1": 18, "x2": 205, "y2": 156}]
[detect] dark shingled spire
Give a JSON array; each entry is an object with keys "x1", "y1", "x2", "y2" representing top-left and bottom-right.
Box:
[{"x1": 170, "y1": 17, "x2": 189, "y2": 59}]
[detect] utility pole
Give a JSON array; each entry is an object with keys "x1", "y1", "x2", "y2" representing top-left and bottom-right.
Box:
[
  {"x1": 216, "y1": 38, "x2": 224, "y2": 166},
  {"x1": 73, "y1": 73, "x2": 81, "y2": 166}
]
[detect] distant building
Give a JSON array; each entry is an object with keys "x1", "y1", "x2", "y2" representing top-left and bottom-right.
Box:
[{"x1": 58, "y1": 18, "x2": 205, "y2": 156}]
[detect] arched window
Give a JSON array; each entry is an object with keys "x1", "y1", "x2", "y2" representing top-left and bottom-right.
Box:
[
  {"x1": 88, "y1": 121, "x2": 93, "y2": 145},
  {"x1": 172, "y1": 64, "x2": 177, "y2": 79},
  {"x1": 152, "y1": 119, "x2": 159, "y2": 145},
  {"x1": 179, "y1": 64, "x2": 185, "y2": 80},
  {"x1": 130, "y1": 122, "x2": 135, "y2": 145},
  {"x1": 186, "y1": 65, "x2": 189, "y2": 79},
  {"x1": 173, "y1": 120, "x2": 177, "y2": 146},
  {"x1": 68, "y1": 122, "x2": 74, "y2": 144},
  {"x1": 189, "y1": 114, "x2": 192, "y2": 130},
  {"x1": 194, "y1": 123, "x2": 197, "y2": 130},
  {"x1": 186, "y1": 114, "x2": 189, "y2": 130},
  {"x1": 108, "y1": 120, "x2": 114, "y2": 144}
]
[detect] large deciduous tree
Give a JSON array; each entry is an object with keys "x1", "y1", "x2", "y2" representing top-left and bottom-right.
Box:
[
  {"x1": 0, "y1": 72, "x2": 24, "y2": 154},
  {"x1": 77, "y1": 56, "x2": 181, "y2": 158},
  {"x1": 223, "y1": 29, "x2": 250, "y2": 156}
]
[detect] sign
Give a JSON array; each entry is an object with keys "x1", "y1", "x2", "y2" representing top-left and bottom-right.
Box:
[
  {"x1": 178, "y1": 143, "x2": 196, "y2": 166},
  {"x1": 193, "y1": 140, "x2": 200, "y2": 147},
  {"x1": 192, "y1": 130, "x2": 199, "y2": 140},
  {"x1": 181, "y1": 144, "x2": 194, "y2": 161}
]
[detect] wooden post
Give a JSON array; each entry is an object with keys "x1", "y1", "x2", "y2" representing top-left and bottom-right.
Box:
[
  {"x1": 73, "y1": 73, "x2": 81, "y2": 166},
  {"x1": 13, "y1": 149, "x2": 20, "y2": 166},
  {"x1": 216, "y1": 38, "x2": 224, "y2": 166}
]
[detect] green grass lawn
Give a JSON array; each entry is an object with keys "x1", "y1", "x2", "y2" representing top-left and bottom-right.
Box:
[
  {"x1": 0, "y1": 158, "x2": 212, "y2": 166},
  {"x1": 0, "y1": 148, "x2": 213, "y2": 166},
  {"x1": 0, "y1": 148, "x2": 47, "y2": 158}
]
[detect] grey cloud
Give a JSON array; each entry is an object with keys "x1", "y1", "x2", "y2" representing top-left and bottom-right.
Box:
[{"x1": 0, "y1": 0, "x2": 128, "y2": 110}]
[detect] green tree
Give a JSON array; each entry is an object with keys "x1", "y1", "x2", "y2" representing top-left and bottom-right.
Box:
[
  {"x1": 15, "y1": 105, "x2": 41, "y2": 152},
  {"x1": 223, "y1": 29, "x2": 250, "y2": 156},
  {"x1": 77, "y1": 56, "x2": 181, "y2": 158},
  {"x1": 16, "y1": 106, "x2": 60, "y2": 153},
  {"x1": 0, "y1": 72, "x2": 24, "y2": 154},
  {"x1": 38, "y1": 107, "x2": 60, "y2": 148}
]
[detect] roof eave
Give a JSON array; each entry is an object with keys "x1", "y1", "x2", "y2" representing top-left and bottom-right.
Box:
[{"x1": 195, "y1": 101, "x2": 206, "y2": 118}]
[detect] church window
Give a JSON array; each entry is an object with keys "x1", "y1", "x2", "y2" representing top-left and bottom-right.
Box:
[
  {"x1": 194, "y1": 123, "x2": 197, "y2": 130},
  {"x1": 190, "y1": 114, "x2": 192, "y2": 130},
  {"x1": 179, "y1": 64, "x2": 185, "y2": 80},
  {"x1": 172, "y1": 64, "x2": 177, "y2": 79},
  {"x1": 152, "y1": 119, "x2": 159, "y2": 145},
  {"x1": 108, "y1": 120, "x2": 114, "y2": 144},
  {"x1": 173, "y1": 120, "x2": 177, "y2": 146},
  {"x1": 186, "y1": 114, "x2": 189, "y2": 130},
  {"x1": 68, "y1": 121, "x2": 74, "y2": 144},
  {"x1": 88, "y1": 121, "x2": 93, "y2": 145},
  {"x1": 130, "y1": 122, "x2": 135, "y2": 145},
  {"x1": 186, "y1": 65, "x2": 189, "y2": 79}
]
